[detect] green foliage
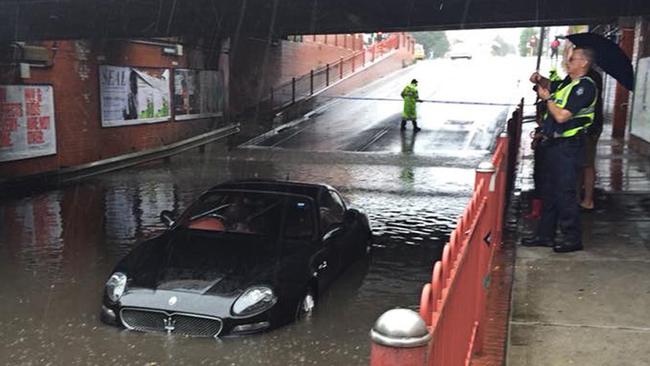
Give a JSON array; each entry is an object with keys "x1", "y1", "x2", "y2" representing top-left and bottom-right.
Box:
[
  {"x1": 491, "y1": 35, "x2": 515, "y2": 56},
  {"x1": 519, "y1": 28, "x2": 539, "y2": 56},
  {"x1": 412, "y1": 32, "x2": 450, "y2": 59}
]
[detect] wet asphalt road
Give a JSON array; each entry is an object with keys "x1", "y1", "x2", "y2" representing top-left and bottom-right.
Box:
[{"x1": 0, "y1": 57, "x2": 536, "y2": 365}]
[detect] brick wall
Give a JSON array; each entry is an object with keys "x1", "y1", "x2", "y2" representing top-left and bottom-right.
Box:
[
  {"x1": 629, "y1": 17, "x2": 650, "y2": 154},
  {"x1": 320, "y1": 44, "x2": 415, "y2": 99},
  {"x1": 229, "y1": 35, "x2": 363, "y2": 115},
  {"x1": 0, "y1": 40, "x2": 224, "y2": 178}
]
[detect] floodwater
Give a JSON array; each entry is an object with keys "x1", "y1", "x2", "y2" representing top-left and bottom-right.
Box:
[{"x1": 0, "y1": 57, "x2": 535, "y2": 365}]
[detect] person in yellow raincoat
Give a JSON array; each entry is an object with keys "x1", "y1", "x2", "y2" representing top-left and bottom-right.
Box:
[{"x1": 401, "y1": 79, "x2": 422, "y2": 132}]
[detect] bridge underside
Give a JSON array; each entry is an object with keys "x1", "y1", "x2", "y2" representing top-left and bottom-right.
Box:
[{"x1": 2, "y1": 0, "x2": 650, "y2": 42}]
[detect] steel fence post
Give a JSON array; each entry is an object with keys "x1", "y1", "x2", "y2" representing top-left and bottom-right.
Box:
[
  {"x1": 326, "y1": 64, "x2": 329, "y2": 86},
  {"x1": 310, "y1": 70, "x2": 314, "y2": 95},
  {"x1": 270, "y1": 87, "x2": 274, "y2": 109},
  {"x1": 291, "y1": 77, "x2": 295, "y2": 104},
  {"x1": 339, "y1": 57, "x2": 343, "y2": 79}
]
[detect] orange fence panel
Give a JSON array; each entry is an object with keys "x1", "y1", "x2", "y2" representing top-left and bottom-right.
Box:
[{"x1": 370, "y1": 100, "x2": 524, "y2": 366}]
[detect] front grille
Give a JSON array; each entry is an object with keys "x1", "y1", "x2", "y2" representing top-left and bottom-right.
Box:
[{"x1": 120, "y1": 308, "x2": 223, "y2": 338}]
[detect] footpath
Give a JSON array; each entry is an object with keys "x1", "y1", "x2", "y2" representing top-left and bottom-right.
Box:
[{"x1": 506, "y1": 122, "x2": 650, "y2": 365}]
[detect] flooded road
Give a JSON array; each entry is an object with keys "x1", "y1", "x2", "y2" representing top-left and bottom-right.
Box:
[{"x1": 0, "y1": 57, "x2": 534, "y2": 365}]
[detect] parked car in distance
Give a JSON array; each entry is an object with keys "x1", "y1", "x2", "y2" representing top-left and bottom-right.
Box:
[
  {"x1": 100, "y1": 180, "x2": 372, "y2": 338},
  {"x1": 449, "y1": 51, "x2": 473, "y2": 60},
  {"x1": 414, "y1": 44, "x2": 426, "y2": 60}
]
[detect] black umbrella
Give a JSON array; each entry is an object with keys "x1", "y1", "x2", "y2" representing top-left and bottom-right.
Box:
[{"x1": 566, "y1": 32, "x2": 634, "y2": 91}]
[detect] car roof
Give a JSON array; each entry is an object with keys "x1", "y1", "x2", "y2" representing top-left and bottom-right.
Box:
[{"x1": 207, "y1": 179, "x2": 335, "y2": 201}]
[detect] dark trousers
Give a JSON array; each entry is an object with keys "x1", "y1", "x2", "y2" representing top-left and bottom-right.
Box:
[
  {"x1": 537, "y1": 136, "x2": 585, "y2": 244},
  {"x1": 532, "y1": 143, "x2": 546, "y2": 199}
]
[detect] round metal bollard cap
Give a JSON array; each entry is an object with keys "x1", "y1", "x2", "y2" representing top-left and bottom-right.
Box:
[
  {"x1": 370, "y1": 308, "x2": 431, "y2": 348},
  {"x1": 476, "y1": 161, "x2": 495, "y2": 173}
]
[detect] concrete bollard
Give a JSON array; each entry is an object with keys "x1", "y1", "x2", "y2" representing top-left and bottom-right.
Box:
[{"x1": 369, "y1": 308, "x2": 431, "y2": 366}]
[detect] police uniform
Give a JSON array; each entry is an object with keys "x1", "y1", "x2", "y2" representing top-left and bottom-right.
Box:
[{"x1": 537, "y1": 75, "x2": 597, "y2": 251}]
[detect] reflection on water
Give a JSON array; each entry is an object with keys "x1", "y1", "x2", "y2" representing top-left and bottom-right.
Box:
[{"x1": 1, "y1": 192, "x2": 64, "y2": 277}]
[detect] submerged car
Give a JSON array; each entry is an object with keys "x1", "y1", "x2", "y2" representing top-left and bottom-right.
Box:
[{"x1": 100, "y1": 180, "x2": 372, "y2": 338}]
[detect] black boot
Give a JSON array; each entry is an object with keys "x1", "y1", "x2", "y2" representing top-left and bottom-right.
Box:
[
  {"x1": 413, "y1": 120, "x2": 421, "y2": 132},
  {"x1": 521, "y1": 236, "x2": 554, "y2": 247},
  {"x1": 553, "y1": 243, "x2": 583, "y2": 253},
  {"x1": 400, "y1": 120, "x2": 407, "y2": 130}
]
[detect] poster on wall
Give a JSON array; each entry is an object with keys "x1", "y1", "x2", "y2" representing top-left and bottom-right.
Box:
[
  {"x1": 630, "y1": 57, "x2": 650, "y2": 142},
  {"x1": 173, "y1": 69, "x2": 223, "y2": 120},
  {"x1": 99, "y1": 65, "x2": 171, "y2": 127},
  {"x1": 0, "y1": 85, "x2": 56, "y2": 162}
]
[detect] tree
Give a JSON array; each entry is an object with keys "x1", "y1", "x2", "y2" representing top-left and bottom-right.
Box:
[
  {"x1": 491, "y1": 35, "x2": 515, "y2": 56},
  {"x1": 412, "y1": 32, "x2": 450, "y2": 59},
  {"x1": 519, "y1": 28, "x2": 539, "y2": 56}
]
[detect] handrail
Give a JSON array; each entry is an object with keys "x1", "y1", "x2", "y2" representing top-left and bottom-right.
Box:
[
  {"x1": 370, "y1": 99, "x2": 524, "y2": 366},
  {"x1": 265, "y1": 34, "x2": 403, "y2": 112}
]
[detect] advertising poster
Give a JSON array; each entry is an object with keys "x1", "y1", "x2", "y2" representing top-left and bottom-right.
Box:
[
  {"x1": 0, "y1": 85, "x2": 56, "y2": 162},
  {"x1": 99, "y1": 65, "x2": 171, "y2": 127},
  {"x1": 631, "y1": 57, "x2": 650, "y2": 142},
  {"x1": 174, "y1": 69, "x2": 223, "y2": 120}
]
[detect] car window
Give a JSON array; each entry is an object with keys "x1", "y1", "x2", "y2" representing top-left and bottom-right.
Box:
[
  {"x1": 181, "y1": 191, "x2": 283, "y2": 236},
  {"x1": 283, "y1": 198, "x2": 315, "y2": 240},
  {"x1": 319, "y1": 190, "x2": 345, "y2": 233}
]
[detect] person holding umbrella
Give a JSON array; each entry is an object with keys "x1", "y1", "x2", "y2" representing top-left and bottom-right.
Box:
[
  {"x1": 564, "y1": 32, "x2": 635, "y2": 210},
  {"x1": 522, "y1": 46, "x2": 598, "y2": 253}
]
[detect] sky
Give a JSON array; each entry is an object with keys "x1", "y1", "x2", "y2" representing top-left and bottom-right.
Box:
[{"x1": 445, "y1": 26, "x2": 570, "y2": 54}]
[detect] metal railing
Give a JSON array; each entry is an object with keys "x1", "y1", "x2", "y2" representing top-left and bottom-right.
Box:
[
  {"x1": 369, "y1": 99, "x2": 524, "y2": 366},
  {"x1": 266, "y1": 34, "x2": 401, "y2": 111}
]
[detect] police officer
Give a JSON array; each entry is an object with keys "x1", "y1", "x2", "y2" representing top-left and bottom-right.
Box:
[
  {"x1": 522, "y1": 46, "x2": 597, "y2": 253},
  {"x1": 400, "y1": 79, "x2": 422, "y2": 132}
]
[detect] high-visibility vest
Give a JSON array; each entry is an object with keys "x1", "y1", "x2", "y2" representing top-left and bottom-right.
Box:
[
  {"x1": 402, "y1": 84, "x2": 418, "y2": 98},
  {"x1": 544, "y1": 76, "x2": 597, "y2": 138},
  {"x1": 549, "y1": 69, "x2": 561, "y2": 82}
]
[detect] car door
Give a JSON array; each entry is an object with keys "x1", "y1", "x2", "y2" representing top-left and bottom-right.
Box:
[
  {"x1": 281, "y1": 196, "x2": 337, "y2": 290},
  {"x1": 317, "y1": 190, "x2": 350, "y2": 275}
]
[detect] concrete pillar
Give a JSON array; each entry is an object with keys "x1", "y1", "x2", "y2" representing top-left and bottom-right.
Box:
[{"x1": 612, "y1": 28, "x2": 634, "y2": 138}]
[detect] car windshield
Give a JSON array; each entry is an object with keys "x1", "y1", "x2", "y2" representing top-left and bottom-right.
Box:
[
  {"x1": 177, "y1": 190, "x2": 315, "y2": 238},
  {"x1": 179, "y1": 191, "x2": 282, "y2": 235}
]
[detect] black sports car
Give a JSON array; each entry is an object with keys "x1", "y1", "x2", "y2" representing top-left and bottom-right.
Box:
[{"x1": 100, "y1": 180, "x2": 372, "y2": 337}]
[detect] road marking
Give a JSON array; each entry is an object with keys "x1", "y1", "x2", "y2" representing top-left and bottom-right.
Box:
[{"x1": 357, "y1": 127, "x2": 390, "y2": 152}]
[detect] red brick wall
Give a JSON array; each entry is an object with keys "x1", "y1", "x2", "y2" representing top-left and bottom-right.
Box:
[
  {"x1": 320, "y1": 44, "x2": 415, "y2": 98},
  {"x1": 629, "y1": 17, "x2": 650, "y2": 151},
  {"x1": 229, "y1": 36, "x2": 362, "y2": 115},
  {"x1": 0, "y1": 40, "x2": 222, "y2": 178}
]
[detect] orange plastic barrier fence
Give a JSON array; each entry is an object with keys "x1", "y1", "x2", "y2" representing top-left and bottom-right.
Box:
[{"x1": 370, "y1": 100, "x2": 524, "y2": 366}]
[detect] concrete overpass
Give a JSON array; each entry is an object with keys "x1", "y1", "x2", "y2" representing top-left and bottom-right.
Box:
[{"x1": 2, "y1": 0, "x2": 650, "y2": 42}]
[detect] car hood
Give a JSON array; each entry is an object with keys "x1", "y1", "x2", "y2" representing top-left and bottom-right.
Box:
[{"x1": 127, "y1": 229, "x2": 282, "y2": 296}]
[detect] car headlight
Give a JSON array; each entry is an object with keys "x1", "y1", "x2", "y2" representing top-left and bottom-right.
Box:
[
  {"x1": 105, "y1": 272, "x2": 127, "y2": 302},
  {"x1": 231, "y1": 286, "x2": 277, "y2": 316}
]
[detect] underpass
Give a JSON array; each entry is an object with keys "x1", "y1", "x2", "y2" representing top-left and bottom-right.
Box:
[{"x1": 0, "y1": 56, "x2": 533, "y2": 365}]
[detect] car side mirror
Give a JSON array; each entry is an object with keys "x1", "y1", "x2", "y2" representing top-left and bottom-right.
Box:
[
  {"x1": 344, "y1": 209, "x2": 358, "y2": 226},
  {"x1": 160, "y1": 210, "x2": 175, "y2": 227}
]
